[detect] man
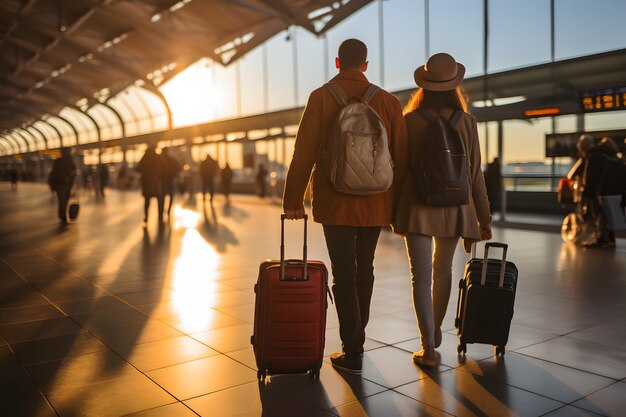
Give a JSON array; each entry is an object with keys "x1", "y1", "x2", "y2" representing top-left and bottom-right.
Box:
[
  {"x1": 136, "y1": 144, "x2": 164, "y2": 224},
  {"x1": 160, "y1": 147, "x2": 181, "y2": 217},
  {"x1": 48, "y1": 147, "x2": 76, "y2": 224},
  {"x1": 283, "y1": 38, "x2": 408, "y2": 374},
  {"x1": 199, "y1": 154, "x2": 219, "y2": 204}
]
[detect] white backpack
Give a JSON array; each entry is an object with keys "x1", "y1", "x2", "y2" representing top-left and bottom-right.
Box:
[{"x1": 322, "y1": 82, "x2": 394, "y2": 195}]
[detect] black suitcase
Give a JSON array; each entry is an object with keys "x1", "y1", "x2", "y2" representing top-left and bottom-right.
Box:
[{"x1": 455, "y1": 242, "x2": 518, "y2": 357}]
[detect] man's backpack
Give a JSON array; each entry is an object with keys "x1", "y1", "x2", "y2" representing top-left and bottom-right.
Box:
[
  {"x1": 412, "y1": 109, "x2": 469, "y2": 206},
  {"x1": 322, "y1": 82, "x2": 394, "y2": 195}
]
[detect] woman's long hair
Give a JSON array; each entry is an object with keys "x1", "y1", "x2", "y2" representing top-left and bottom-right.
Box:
[{"x1": 403, "y1": 87, "x2": 469, "y2": 115}]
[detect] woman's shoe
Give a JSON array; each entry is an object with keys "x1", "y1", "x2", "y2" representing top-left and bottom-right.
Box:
[{"x1": 412, "y1": 346, "x2": 436, "y2": 367}]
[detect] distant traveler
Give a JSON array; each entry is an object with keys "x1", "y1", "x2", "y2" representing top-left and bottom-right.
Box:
[
  {"x1": 84, "y1": 165, "x2": 95, "y2": 193},
  {"x1": 283, "y1": 38, "x2": 408, "y2": 375},
  {"x1": 160, "y1": 147, "x2": 181, "y2": 218},
  {"x1": 9, "y1": 166, "x2": 18, "y2": 191},
  {"x1": 580, "y1": 136, "x2": 626, "y2": 247},
  {"x1": 48, "y1": 147, "x2": 77, "y2": 224},
  {"x1": 392, "y1": 53, "x2": 492, "y2": 367},
  {"x1": 484, "y1": 157, "x2": 502, "y2": 216},
  {"x1": 256, "y1": 164, "x2": 268, "y2": 198},
  {"x1": 221, "y1": 163, "x2": 233, "y2": 205},
  {"x1": 199, "y1": 154, "x2": 219, "y2": 203},
  {"x1": 97, "y1": 163, "x2": 109, "y2": 197},
  {"x1": 136, "y1": 144, "x2": 164, "y2": 224}
]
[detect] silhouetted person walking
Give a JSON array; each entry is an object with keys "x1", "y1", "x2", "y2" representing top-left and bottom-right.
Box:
[
  {"x1": 580, "y1": 136, "x2": 626, "y2": 247},
  {"x1": 9, "y1": 167, "x2": 18, "y2": 191},
  {"x1": 48, "y1": 147, "x2": 76, "y2": 224},
  {"x1": 136, "y1": 144, "x2": 164, "y2": 224},
  {"x1": 484, "y1": 157, "x2": 502, "y2": 216},
  {"x1": 97, "y1": 163, "x2": 109, "y2": 197},
  {"x1": 256, "y1": 164, "x2": 268, "y2": 198},
  {"x1": 200, "y1": 154, "x2": 219, "y2": 204},
  {"x1": 221, "y1": 163, "x2": 233, "y2": 205},
  {"x1": 160, "y1": 147, "x2": 181, "y2": 218}
]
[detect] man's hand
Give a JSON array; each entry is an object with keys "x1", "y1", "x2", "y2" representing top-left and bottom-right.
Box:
[
  {"x1": 284, "y1": 207, "x2": 305, "y2": 220},
  {"x1": 480, "y1": 224, "x2": 492, "y2": 241}
]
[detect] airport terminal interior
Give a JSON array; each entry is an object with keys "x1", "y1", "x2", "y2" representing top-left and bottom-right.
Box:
[{"x1": 1, "y1": 1, "x2": 625, "y2": 416}]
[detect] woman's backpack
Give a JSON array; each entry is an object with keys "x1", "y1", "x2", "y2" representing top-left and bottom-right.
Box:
[{"x1": 411, "y1": 109, "x2": 469, "y2": 206}]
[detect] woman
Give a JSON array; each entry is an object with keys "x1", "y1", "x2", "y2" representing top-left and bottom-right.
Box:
[{"x1": 393, "y1": 53, "x2": 492, "y2": 366}]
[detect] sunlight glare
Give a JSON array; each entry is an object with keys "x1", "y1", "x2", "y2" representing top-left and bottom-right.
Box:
[
  {"x1": 160, "y1": 59, "x2": 222, "y2": 127},
  {"x1": 171, "y1": 226, "x2": 221, "y2": 332},
  {"x1": 172, "y1": 206, "x2": 202, "y2": 229}
]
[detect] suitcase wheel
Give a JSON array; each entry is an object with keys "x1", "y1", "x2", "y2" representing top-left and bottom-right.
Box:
[
  {"x1": 495, "y1": 345, "x2": 505, "y2": 357},
  {"x1": 308, "y1": 368, "x2": 320, "y2": 380},
  {"x1": 457, "y1": 343, "x2": 466, "y2": 355}
]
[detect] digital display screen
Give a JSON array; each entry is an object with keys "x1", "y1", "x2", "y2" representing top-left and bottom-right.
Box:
[{"x1": 580, "y1": 87, "x2": 626, "y2": 112}]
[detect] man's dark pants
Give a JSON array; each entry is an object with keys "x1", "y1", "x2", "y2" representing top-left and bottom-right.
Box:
[
  {"x1": 56, "y1": 186, "x2": 71, "y2": 222},
  {"x1": 323, "y1": 225, "x2": 382, "y2": 357}
]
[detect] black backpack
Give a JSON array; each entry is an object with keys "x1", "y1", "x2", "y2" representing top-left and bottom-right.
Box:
[{"x1": 411, "y1": 109, "x2": 469, "y2": 206}]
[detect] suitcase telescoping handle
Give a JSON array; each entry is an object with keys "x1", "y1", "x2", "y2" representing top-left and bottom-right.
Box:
[
  {"x1": 480, "y1": 242, "x2": 508, "y2": 287},
  {"x1": 280, "y1": 213, "x2": 308, "y2": 281}
]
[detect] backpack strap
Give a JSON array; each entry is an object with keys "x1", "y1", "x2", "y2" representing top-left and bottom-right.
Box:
[
  {"x1": 324, "y1": 82, "x2": 348, "y2": 106},
  {"x1": 449, "y1": 110, "x2": 464, "y2": 128},
  {"x1": 416, "y1": 109, "x2": 437, "y2": 123},
  {"x1": 361, "y1": 84, "x2": 380, "y2": 105}
]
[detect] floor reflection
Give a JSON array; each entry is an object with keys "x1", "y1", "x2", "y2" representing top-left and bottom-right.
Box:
[{"x1": 170, "y1": 206, "x2": 221, "y2": 333}]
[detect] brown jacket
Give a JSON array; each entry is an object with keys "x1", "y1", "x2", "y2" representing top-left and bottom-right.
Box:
[
  {"x1": 283, "y1": 70, "x2": 408, "y2": 226},
  {"x1": 392, "y1": 107, "x2": 491, "y2": 239}
]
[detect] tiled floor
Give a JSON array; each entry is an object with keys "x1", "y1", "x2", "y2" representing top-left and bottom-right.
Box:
[{"x1": 1, "y1": 183, "x2": 625, "y2": 417}]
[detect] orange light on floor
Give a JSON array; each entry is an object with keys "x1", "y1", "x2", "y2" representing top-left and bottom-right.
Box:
[{"x1": 524, "y1": 108, "x2": 560, "y2": 117}]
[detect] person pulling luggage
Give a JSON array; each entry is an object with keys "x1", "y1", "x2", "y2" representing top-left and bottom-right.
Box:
[
  {"x1": 392, "y1": 53, "x2": 492, "y2": 367},
  {"x1": 48, "y1": 147, "x2": 77, "y2": 224},
  {"x1": 283, "y1": 38, "x2": 408, "y2": 375}
]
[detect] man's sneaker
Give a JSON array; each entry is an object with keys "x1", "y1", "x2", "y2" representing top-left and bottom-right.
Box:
[
  {"x1": 412, "y1": 346, "x2": 436, "y2": 367},
  {"x1": 330, "y1": 353, "x2": 362, "y2": 375}
]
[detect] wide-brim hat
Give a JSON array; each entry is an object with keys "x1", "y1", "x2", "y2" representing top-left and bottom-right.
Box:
[{"x1": 414, "y1": 53, "x2": 465, "y2": 91}]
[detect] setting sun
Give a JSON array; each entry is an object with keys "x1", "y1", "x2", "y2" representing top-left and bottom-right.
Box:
[{"x1": 160, "y1": 58, "x2": 222, "y2": 127}]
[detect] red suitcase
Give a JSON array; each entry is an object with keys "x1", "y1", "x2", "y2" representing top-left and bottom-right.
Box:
[{"x1": 251, "y1": 214, "x2": 329, "y2": 380}]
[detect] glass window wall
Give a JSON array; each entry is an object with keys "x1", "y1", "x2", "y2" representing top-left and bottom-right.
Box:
[
  {"x1": 488, "y1": 0, "x2": 551, "y2": 72},
  {"x1": 267, "y1": 31, "x2": 296, "y2": 111},
  {"x1": 240, "y1": 48, "x2": 266, "y2": 116},
  {"x1": 33, "y1": 122, "x2": 61, "y2": 149},
  {"x1": 555, "y1": 0, "x2": 626, "y2": 60},
  {"x1": 326, "y1": 2, "x2": 382, "y2": 85},
  {"x1": 429, "y1": 0, "x2": 483, "y2": 77},
  {"x1": 60, "y1": 108, "x2": 98, "y2": 144},
  {"x1": 294, "y1": 27, "x2": 325, "y2": 106},
  {"x1": 382, "y1": 0, "x2": 425, "y2": 91}
]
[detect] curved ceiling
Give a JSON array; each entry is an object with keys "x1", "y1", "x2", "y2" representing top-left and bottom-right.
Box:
[{"x1": 0, "y1": 0, "x2": 373, "y2": 148}]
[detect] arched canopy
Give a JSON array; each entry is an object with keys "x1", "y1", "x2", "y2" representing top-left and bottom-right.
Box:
[{"x1": 0, "y1": 0, "x2": 372, "y2": 154}]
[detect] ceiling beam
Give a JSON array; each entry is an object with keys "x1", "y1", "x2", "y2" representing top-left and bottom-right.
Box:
[
  {"x1": 316, "y1": 0, "x2": 374, "y2": 34},
  {"x1": 271, "y1": 0, "x2": 316, "y2": 33},
  {"x1": 0, "y1": 0, "x2": 39, "y2": 48}
]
